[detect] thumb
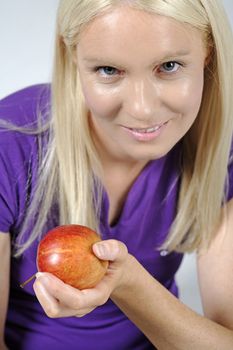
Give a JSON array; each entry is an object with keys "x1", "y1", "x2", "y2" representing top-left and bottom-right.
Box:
[{"x1": 93, "y1": 239, "x2": 128, "y2": 262}]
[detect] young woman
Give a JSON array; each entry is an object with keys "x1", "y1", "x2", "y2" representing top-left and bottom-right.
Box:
[{"x1": 1, "y1": 1, "x2": 233, "y2": 349}]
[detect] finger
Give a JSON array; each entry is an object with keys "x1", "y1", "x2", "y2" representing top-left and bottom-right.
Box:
[
  {"x1": 34, "y1": 277, "x2": 94, "y2": 317},
  {"x1": 35, "y1": 272, "x2": 110, "y2": 313},
  {"x1": 33, "y1": 276, "x2": 62, "y2": 318},
  {"x1": 34, "y1": 273, "x2": 90, "y2": 317},
  {"x1": 35, "y1": 272, "x2": 84, "y2": 308},
  {"x1": 92, "y1": 239, "x2": 128, "y2": 263}
]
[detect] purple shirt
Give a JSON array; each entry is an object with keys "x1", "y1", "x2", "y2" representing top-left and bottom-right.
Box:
[{"x1": 0, "y1": 85, "x2": 232, "y2": 350}]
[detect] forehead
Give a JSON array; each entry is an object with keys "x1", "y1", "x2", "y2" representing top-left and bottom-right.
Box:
[{"x1": 77, "y1": 6, "x2": 205, "y2": 57}]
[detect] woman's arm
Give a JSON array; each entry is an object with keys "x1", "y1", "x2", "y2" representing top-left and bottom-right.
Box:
[
  {"x1": 110, "y1": 203, "x2": 233, "y2": 349},
  {"x1": 111, "y1": 255, "x2": 233, "y2": 349},
  {"x1": 33, "y1": 208, "x2": 233, "y2": 349},
  {"x1": 197, "y1": 197, "x2": 233, "y2": 330},
  {"x1": 0, "y1": 233, "x2": 10, "y2": 350},
  {"x1": 111, "y1": 202, "x2": 233, "y2": 349}
]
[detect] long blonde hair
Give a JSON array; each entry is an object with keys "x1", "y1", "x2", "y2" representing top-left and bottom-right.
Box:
[{"x1": 15, "y1": 0, "x2": 233, "y2": 256}]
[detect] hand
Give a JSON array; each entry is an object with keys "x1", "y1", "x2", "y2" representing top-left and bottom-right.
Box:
[{"x1": 33, "y1": 239, "x2": 132, "y2": 318}]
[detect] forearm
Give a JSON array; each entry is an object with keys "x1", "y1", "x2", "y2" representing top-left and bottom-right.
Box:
[
  {"x1": 0, "y1": 234, "x2": 10, "y2": 347},
  {"x1": 111, "y1": 255, "x2": 233, "y2": 350}
]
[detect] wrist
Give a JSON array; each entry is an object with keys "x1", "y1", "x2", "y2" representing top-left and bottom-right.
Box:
[{"x1": 111, "y1": 253, "x2": 139, "y2": 298}]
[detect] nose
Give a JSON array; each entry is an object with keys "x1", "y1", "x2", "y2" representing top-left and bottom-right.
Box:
[{"x1": 123, "y1": 78, "x2": 159, "y2": 121}]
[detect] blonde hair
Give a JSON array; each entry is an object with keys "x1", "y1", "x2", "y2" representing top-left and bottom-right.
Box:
[{"x1": 15, "y1": 0, "x2": 233, "y2": 255}]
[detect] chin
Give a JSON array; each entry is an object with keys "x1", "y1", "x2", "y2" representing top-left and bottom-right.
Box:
[{"x1": 133, "y1": 144, "x2": 177, "y2": 162}]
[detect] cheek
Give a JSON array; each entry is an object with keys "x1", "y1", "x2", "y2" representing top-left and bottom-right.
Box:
[
  {"x1": 168, "y1": 76, "x2": 204, "y2": 117},
  {"x1": 81, "y1": 81, "x2": 120, "y2": 119}
]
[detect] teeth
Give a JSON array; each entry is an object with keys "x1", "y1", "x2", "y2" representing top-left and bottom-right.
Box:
[{"x1": 132, "y1": 126, "x2": 160, "y2": 133}]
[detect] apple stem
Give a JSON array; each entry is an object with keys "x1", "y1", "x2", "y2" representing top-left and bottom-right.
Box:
[{"x1": 20, "y1": 273, "x2": 37, "y2": 288}]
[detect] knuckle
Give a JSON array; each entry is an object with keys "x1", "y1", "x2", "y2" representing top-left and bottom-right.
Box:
[
  {"x1": 95, "y1": 290, "x2": 109, "y2": 306},
  {"x1": 50, "y1": 284, "x2": 61, "y2": 297},
  {"x1": 72, "y1": 301, "x2": 82, "y2": 311},
  {"x1": 111, "y1": 239, "x2": 128, "y2": 258},
  {"x1": 119, "y1": 240, "x2": 128, "y2": 255},
  {"x1": 99, "y1": 295, "x2": 109, "y2": 306},
  {"x1": 45, "y1": 305, "x2": 60, "y2": 318},
  {"x1": 76, "y1": 308, "x2": 92, "y2": 317},
  {"x1": 75, "y1": 308, "x2": 94, "y2": 318},
  {"x1": 102, "y1": 292, "x2": 110, "y2": 304},
  {"x1": 71, "y1": 296, "x2": 83, "y2": 310},
  {"x1": 109, "y1": 239, "x2": 121, "y2": 254}
]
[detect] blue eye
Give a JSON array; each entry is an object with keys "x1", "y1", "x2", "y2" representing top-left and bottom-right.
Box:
[
  {"x1": 159, "y1": 61, "x2": 181, "y2": 73},
  {"x1": 97, "y1": 66, "x2": 118, "y2": 76}
]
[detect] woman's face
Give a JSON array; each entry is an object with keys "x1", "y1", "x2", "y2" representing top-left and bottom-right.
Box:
[{"x1": 76, "y1": 6, "x2": 207, "y2": 164}]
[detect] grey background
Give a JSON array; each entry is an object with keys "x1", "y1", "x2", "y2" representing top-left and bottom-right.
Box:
[{"x1": 0, "y1": 0, "x2": 233, "y2": 314}]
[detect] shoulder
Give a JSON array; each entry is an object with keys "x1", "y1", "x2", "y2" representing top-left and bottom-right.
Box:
[
  {"x1": 0, "y1": 86, "x2": 51, "y2": 232},
  {"x1": 0, "y1": 84, "x2": 51, "y2": 166},
  {"x1": 0, "y1": 84, "x2": 51, "y2": 188},
  {"x1": 0, "y1": 84, "x2": 51, "y2": 127}
]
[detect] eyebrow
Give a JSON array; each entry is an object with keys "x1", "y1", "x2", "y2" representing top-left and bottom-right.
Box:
[
  {"x1": 160, "y1": 50, "x2": 191, "y2": 60},
  {"x1": 82, "y1": 50, "x2": 191, "y2": 66}
]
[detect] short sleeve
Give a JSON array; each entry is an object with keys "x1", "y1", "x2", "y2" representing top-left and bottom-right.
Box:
[
  {"x1": 0, "y1": 129, "x2": 37, "y2": 233},
  {"x1": 0, "y1": 134, "x2": 20, "y2": 232},
  {"x1": 0, "y1": 84, "x2": 50, "y2": 235}
]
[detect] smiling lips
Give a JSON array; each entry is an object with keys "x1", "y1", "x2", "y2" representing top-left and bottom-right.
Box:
[
  {"x1": 130, "y1": 125, "x2": 161, "y2": 133},
  {"x1": 122, "y1": 121, "x2": 168, "y2": 141}
]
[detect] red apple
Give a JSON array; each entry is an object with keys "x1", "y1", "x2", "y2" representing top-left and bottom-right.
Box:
[{"x1": 36, "y1": 224, "x2": 108, "y2": 289}]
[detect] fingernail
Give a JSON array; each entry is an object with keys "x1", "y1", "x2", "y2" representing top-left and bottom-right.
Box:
[
  {"x1": 36, "y1": 272, "x2": 43, "y2": 279},
  {"x1": 35, "y1": 273, "x2": 50, "y2": 288},
  {"x1": 94, "y1": 243, "x2": 106, "y2": 257}
]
